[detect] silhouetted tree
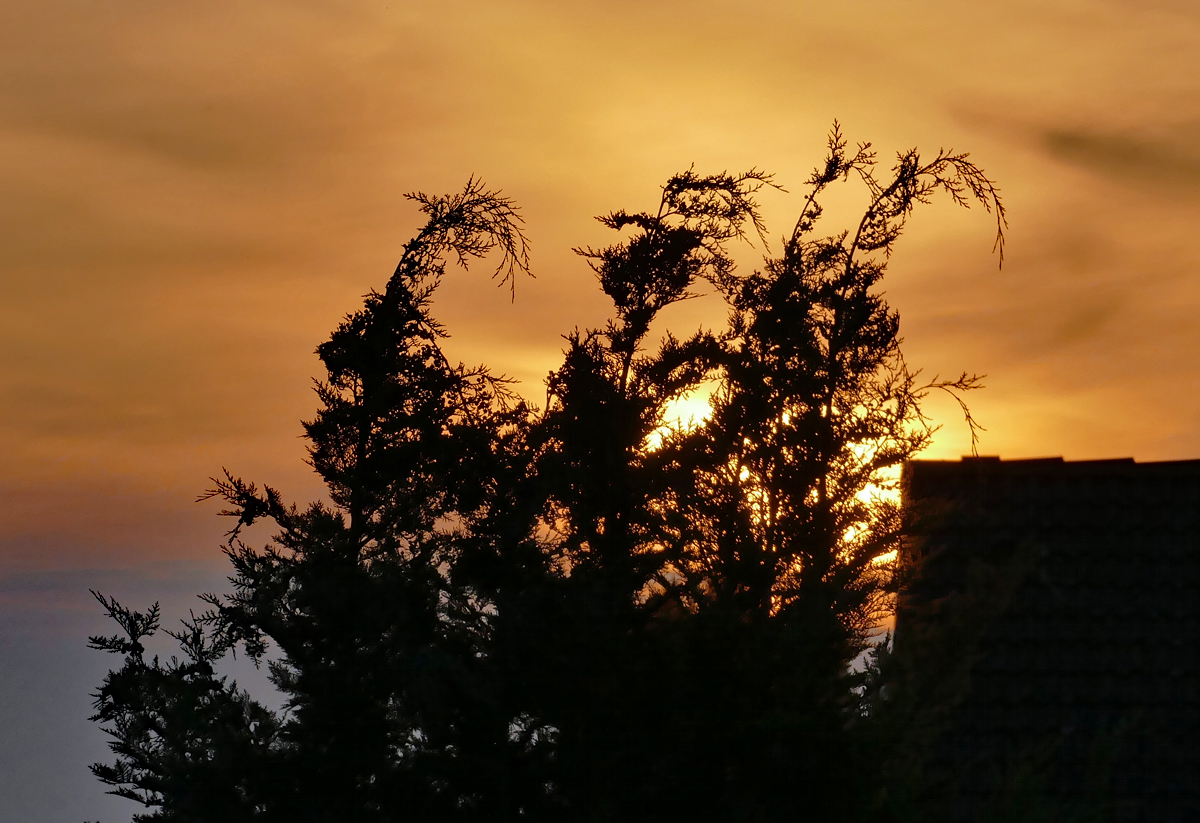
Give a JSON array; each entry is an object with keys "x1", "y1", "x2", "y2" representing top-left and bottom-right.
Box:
[
  {"x1": 89, "y1": 126, "x2": 1004, "y2": 822},
  {"x1": 88, "y1": 594, "x2": 278, "y2": 822},
  {"x1": 90, "y1": 179, "x2": 539, "y2": 822}
]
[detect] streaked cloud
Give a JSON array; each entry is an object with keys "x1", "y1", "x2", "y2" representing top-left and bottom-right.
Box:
[
  {"x1": 1, "y1": 0, "x2": 1199, "y2": 571},
  {"x1": 1044, "y1": 126, "x2": 1200, "y2": 194}
]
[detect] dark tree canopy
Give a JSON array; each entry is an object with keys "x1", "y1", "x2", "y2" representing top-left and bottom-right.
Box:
[{"x1": 88, "y1": 125, "x2": 1005, "y2": 822}]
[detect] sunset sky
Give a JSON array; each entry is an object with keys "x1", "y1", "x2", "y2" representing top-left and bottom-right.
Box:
[{"x1": 2, "y1": 1, "x2": 1199, "y2": 819}]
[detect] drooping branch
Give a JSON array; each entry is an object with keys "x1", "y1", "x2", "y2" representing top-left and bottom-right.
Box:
[{"x1": 400, "y1": 176, "x2": 533, "y2": 299}]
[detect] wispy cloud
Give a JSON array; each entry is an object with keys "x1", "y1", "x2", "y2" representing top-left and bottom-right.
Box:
[{"x1": 2, "y1": 0, "x2": 1199, "y2": 570}]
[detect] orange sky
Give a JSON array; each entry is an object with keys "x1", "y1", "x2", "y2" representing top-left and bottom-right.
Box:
[{"x1": 2, "y1": 0, "x2": 1199, "y2": 573}]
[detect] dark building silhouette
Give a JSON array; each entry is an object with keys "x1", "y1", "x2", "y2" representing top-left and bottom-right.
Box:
[{"x1": 901, "y1": 456, "x2": 1200, "y2": 822}]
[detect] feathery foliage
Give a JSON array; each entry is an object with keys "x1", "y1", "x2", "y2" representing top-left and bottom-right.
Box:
[{"x1": 89, "y1": 126, "x2": 1004, "y2": 822}]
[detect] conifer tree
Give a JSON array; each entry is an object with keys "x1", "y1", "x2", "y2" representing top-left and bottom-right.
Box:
[{"x1": 89, "y1": 126, "x2": 1003, "y2": 822}]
